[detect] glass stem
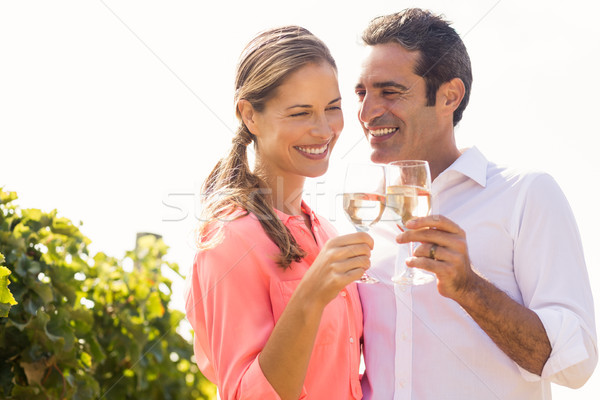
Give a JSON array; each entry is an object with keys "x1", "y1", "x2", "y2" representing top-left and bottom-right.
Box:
[{"x1": 406, "y1": 239, "x2": 416, "y2": 277}]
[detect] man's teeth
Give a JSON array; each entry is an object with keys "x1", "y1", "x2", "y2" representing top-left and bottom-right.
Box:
[
  {"x1": 297, "y1": 144, "x2": 328, "y2": 155},
  {"x1": 370, "y1": 128, "x2": 397, "y2": 137}
]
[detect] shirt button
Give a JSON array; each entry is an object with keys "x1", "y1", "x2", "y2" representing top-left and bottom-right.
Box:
[{"x1": 349, "y1": 337, "x2": 354, "y2": 344}]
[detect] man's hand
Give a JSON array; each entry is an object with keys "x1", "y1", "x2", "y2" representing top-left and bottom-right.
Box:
[{"x1": 396, "y1": 214, "x2": 478, "y2": 300}]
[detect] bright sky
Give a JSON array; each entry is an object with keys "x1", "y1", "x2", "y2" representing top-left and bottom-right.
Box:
[{"x1": 2, "y1": 1, "x2": 599, "y2": 397}]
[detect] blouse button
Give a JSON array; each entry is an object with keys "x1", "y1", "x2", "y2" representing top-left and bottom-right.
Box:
[
  {"x1": 341, "y1": 291, "x2": 347, "y2": 297},
  {"x1": 349, "y1": 337, "x2": 354, "y2": 344}
]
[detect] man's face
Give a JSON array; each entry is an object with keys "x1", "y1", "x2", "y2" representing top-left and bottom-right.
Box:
[{"x1": 355, "y1": 43, "x2": 441, "y2": 164}]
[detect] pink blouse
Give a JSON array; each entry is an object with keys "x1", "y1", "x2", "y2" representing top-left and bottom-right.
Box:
[{"x1": 184, "y1": 203, "x2": 363, "y2": 399}]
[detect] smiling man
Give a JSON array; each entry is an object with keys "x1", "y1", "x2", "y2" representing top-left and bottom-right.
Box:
[{"x1": 355, "y1": 8, "x2": 597, "y2": 400}]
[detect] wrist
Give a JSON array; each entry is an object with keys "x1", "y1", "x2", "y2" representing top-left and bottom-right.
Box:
[
  {"x1": 450, "y1": 267, "x2": 486, "y2": 308},
  {"x1": 289, "y1": 280, "x2": 328, "y2": 318}
]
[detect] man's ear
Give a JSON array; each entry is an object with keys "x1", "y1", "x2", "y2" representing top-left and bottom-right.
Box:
[
  {"x1": 237, "y1": 99, "x2": 260, "y2": 136},
  {"x1": 438, "y1": 77, "x2": 465, "y2": 116}
]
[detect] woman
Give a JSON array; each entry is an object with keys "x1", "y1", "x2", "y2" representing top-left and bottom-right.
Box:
[{"x1": 184, "y1": 26, "x2": 372, "y2": 399}]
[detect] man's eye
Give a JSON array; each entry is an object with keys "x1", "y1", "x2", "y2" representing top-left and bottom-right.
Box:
[{"x1": 355, "y1": 91, "x2": 365, "y2": 99}]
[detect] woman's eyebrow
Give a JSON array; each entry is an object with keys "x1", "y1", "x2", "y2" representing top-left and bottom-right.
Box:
[{"x1": 286, "y1": 97, "x2": 342, "y2": 109}]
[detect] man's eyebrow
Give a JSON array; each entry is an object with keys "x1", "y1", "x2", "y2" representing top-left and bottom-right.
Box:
[
  {"x1": 286, "y1": 97, "x2": 342, "y2": 109},
  {"x1": 355, "y1": 81, "x2": 409, "y2": 91},
  {"x1": 374, "y1": 81, "x2": 409, "y2": 90}
]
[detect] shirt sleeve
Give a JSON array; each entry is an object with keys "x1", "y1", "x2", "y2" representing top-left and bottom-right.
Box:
[
  {"x1": 185, "y1": 222, "x2": 285, "y2": 399},
  {"x1": 512, "y1": 173, "x2": 598, "y2": 387}
]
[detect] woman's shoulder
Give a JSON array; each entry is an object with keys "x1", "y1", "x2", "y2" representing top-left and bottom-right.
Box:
[{"x1": 196, "y1": 208, "x2": 278, "y2": 261}]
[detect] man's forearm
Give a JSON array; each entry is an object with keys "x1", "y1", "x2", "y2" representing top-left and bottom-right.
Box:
[{"x1": 456, "y1": 273, "x2": 552, "y2": 375}]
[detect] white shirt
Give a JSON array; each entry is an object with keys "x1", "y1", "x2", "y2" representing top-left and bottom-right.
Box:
[{"x1": 359, "y1": 147, "x2": 597, "y2": 399}]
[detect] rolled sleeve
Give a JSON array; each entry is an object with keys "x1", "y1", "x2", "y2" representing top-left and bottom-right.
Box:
[
  {"x1": 513, "y1": 173, "x2": 597, "y2": 387},
  {"x1": 518, "y1": 307, "x2": 598, "y2": 387},
  {"x1": 239, "y1": 357, "x2": 282, "y2": 399},
  {"x1": 242, "y1": 358, "x2": 308, "y2": 399}
]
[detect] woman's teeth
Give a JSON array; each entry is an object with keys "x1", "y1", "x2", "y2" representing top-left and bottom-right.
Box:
[
  {"x1": 370, "y1": 128, "x2": 397, "y2": 137},
  {"x1": 296, "y1": 144, "x2": 328, "y2": 154}
]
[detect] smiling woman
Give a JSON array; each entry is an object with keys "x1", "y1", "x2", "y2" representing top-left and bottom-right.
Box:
[
  {"x1": 243, "y1": 62, "x2": 343, "y2": 180},
  {"x1": 184, "y1": 26, "x2": 372, "y2": 400}
]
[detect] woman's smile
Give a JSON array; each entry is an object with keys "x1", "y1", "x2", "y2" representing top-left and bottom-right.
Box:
[{"x1": 294, "y1": 141, "x2": 331, "y2": 160}]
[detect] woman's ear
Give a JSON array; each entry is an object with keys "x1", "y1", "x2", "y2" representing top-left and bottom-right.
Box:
[
  {"x1": 237, "y1": 100, "x2": 260, "y2": 136},
  {"x1": 438, "y1": 77, "x2": 465, "y2": 116}
]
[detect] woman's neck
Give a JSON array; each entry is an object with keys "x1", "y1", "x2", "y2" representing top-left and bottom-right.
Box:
[{"x1": 254, "y1": 165, "x2": 305, "y2": 216}]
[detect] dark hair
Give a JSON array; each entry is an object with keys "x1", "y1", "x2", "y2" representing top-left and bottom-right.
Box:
[
  {"x1": 197, "y1": 26, "x2": 336, "y2": 269},
  {"x1": 362, "y1": 8, "x2": 472, "y2": 126}
]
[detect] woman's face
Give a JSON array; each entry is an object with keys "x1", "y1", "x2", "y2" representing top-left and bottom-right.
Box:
[{"x1": 251, "y1": 62, "x2": 343, "y2": 180}]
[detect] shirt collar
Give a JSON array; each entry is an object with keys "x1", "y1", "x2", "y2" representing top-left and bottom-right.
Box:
[
  {"x1": 436, "y1": 146, "x2": 488, "y2": 188},
  {"x1": 272, "y1": 200, "x2": 319, "y2": 226}
]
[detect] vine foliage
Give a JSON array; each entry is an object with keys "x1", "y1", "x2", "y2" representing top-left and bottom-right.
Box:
[{"x1": 0, "y1": 189, "x2": 215, "y2": 399}]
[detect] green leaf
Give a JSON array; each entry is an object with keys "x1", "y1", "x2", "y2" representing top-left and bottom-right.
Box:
[
  {"x1": 80, "y1": 352, "x2": 92, "y2": 370},
  {"x1": 0, "y1": 190, "x2": 17, "y2": 205},
  {"x1": 0, "y1": 266, "x2": 17, "y2": 317},
  {"x1": 8, "y1": 303, "x2": 32, "y2": 331},
  {"x1": 0, "y1": 303, "x2": 11, "y2": 318},
  {"x1": 30, "y1": 280, "x2": 54, "y2": 304},
  {"x1": 47, "y1": 308, "x2": 76, "y2": 352},
  {"x1": 87, "y1": 335, "x2": 106, "y2": 364},
  {"x1": 0, "y1": 359, "x2": 15, "y2": 397},
  {"x1": 146, "y1": 291, "x2": 164, "y2": 320},
  {"x1": 51, "y1": 217, "x2": 78, "y2": 236}
]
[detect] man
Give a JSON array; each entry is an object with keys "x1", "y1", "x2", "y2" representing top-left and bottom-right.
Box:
[{"x1": 356, "y1": 8, "x2": 597, "y2": 399}]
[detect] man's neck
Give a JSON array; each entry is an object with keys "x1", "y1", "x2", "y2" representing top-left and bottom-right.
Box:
[{"x1": 428, "y1": 146, "x2": 462, "y2": 181}]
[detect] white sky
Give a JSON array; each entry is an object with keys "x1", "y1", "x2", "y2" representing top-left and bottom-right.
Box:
[{"x1": 2, "y1": 1, "x2": 599, "y2": 397}]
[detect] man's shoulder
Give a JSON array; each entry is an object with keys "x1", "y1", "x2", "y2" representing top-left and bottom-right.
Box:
[{"x1": 486, "y1": 160, "x2": 553, "y2": 191}]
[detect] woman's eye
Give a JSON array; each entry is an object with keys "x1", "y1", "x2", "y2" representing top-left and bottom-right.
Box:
[
  {"x1": 326, "y1": 106, "x2": 341, "y2": 111},
  {"x1": 290, "y1": 112, "x2": 309, "y2": 117}
]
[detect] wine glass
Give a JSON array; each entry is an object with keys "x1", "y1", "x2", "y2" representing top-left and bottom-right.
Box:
[
  {"x1": 342, "y1": 163, "x2": 386, "y2": 284},
  {"x1": 386, "y1": 160, "x2": 436, "y2": 286}
]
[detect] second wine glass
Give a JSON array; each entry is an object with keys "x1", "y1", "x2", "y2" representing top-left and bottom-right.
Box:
[
  {"x1": 386, "y1": 160, "x2": 436, "y2": 286},
  {"x1": 342, "y1": 163, "x2": 386, "y2": 284}
]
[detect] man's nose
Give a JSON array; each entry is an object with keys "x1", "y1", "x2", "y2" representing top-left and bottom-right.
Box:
[{"x1": 358, "y1": 93, "x2": 385, "y2": 124}]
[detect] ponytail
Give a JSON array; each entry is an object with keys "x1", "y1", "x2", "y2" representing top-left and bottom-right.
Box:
[{"x1": 197, "y1": 126, "x2": 306, "y2": 269}]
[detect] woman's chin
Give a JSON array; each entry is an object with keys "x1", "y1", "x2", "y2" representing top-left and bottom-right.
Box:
[{"x1": 303, "y1": 163, "x2": 329, "y2": 179}]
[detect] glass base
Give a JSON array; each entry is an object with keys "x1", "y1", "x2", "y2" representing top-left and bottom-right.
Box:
[
  {"x1": 392, "y1": 268, "x2": 435, "y2": 286},
  {"x1": 357, "y1": 273, "x2": 379, "y2": 284}
]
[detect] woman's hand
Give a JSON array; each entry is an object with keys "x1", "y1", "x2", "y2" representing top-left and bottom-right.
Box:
[{"x1": 298, "y1": 232, "x2": 373, "y2": 307}]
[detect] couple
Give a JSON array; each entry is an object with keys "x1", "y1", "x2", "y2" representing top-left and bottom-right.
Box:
[{"x1": 184, "y1": 8, "x2": 597, "y2": 399}]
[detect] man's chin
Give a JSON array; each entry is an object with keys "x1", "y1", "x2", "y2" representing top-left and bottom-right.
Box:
[{"x1": 370, "y1": 150, "x2": 395, "y2": 165}]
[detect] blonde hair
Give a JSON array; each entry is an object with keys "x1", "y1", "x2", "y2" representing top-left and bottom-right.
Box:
[{"x1": 198, "y1": 26, "x2": 337, "y2": 268}]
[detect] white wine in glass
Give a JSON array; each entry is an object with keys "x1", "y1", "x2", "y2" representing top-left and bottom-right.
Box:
[
  {"x1": 342, "y1": 192, "x2": 386, "y2": 232},
  {"x1": 387, "y1": 160, "x2": 436, "y2": 286},
  {"x1": 342, "y1": 163, "x2": 386, "y2": 284}
]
